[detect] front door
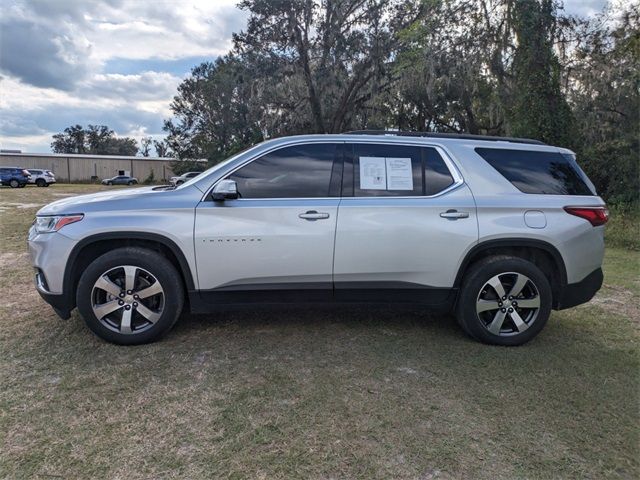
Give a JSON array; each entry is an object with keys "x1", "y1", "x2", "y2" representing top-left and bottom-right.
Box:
[
  {"x1": 333, "y1": 142, "x2": 478, "y2": 305},
  {"x1": 194, "y1": 142, "x2": 343, "y2": 303}
]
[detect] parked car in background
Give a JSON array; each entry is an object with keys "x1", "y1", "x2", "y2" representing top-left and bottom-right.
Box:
[
  {"x1": 27, "y1": 169, "x2": 56, "y2": 187},
  {"x1": 0, "y1": 166, "x2": 30, "y2": 188},
  {"x1": 101, "y1": 175, "x2": 138, "y2": 186},
  {"x1": 170, "y1": 171, "x2": 202, "y2": 185},
  {"x1": 29, "y1": 132, "x2": 607, "y2": 346}
]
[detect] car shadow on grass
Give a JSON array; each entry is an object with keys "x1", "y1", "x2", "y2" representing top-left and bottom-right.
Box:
[{"x1": 173, "y1": 305, "x2": 463, "y2": 342}]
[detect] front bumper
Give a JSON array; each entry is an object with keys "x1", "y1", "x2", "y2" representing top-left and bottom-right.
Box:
[
  {"x1": 36, "y1": 289, "x2": 72, "y2": 319},
  {"x1": 28, "y1": 228, "x2": 78, "y2": 318},
  {"x1": 555, "y1": 268, "x2": 603, "y2": 310}
]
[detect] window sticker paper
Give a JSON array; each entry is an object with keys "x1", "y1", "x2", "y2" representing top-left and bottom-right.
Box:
[
  {"x1": 385, "y1": 157, "x2": 413, "y2": 190},
  {"x1": 359, "y1": 156, "x2": 386, "y2": 190}
]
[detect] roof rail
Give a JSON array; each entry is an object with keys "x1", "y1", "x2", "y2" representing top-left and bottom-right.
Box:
[{"x1": 343, "y1": 130, "x2": 546, "y2": 145}]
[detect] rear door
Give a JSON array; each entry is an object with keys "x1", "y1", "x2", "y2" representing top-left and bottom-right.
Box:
[
  {"x1": 333, "y1": 142, "x2": 478, "y2": 304},
  {"x1": 194, "y1": 142, "x2": 343, "y2": 303}
]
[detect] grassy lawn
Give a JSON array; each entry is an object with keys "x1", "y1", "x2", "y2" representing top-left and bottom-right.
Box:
[{"x1": 1, "y1": 184, "x2": 638, "y2": 479}]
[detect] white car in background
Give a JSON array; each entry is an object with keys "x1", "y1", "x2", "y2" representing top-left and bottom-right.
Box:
[
  {"x1": 170, "y1": 171, "x2": 202, "y2": 185},
  {"x1": 27, "y1": 169, "x2": 56, "y2": 187}
]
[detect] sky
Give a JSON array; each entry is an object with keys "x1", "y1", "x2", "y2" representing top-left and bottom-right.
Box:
[{"x1": 0, "y1": 0, "x2": 608, "y2": 155}]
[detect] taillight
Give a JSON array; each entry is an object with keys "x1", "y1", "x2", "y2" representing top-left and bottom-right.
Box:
[{"x1": 564, "y1": 206, "x2": 609, "y2": 226}]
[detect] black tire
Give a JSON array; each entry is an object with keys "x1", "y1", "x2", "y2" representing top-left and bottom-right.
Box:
[
  {"x1": 107, "y1": 181, "x2": 113, "y2": 186},
  {"x1": 36, "y1": 178, "x2": 46, "y2": 187},
  {"x1": 455, "y1": 256, "x2": 552, "y2": 346},
  {"x1": 9, "y1": 179, "x2": 19, "y2": 188},
  {"x1": 44, "y1": 183, "x2": 50, "y2": 187},
  {"x1": 76, "y1": 247, "x2": 185, "y2": 345}
]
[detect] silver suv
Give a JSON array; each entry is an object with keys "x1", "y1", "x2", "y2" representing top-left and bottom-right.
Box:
[{"x1": 28, "y1": 133, "x2": 607, "y2": 346}]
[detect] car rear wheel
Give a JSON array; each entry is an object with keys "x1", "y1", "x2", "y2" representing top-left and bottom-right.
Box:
[
  {"x1": 9, "y1": 179, "x2": 19, "y2": 188},
  {"x1": 36, "y1": 178, "x2": 46, "y2": 187},
  {"x1": 76, "y1": 247, "x2": 184, "y2": 345},
  {"x1": 456, "y1": 256, "x2": 552, "y2": 346}
]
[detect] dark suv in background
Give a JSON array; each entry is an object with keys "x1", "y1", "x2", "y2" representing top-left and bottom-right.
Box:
[{"x1": 0, "y1": 167, "x2": 30, "y2": 188}]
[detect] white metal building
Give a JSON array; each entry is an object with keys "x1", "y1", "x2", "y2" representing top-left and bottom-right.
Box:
[{"x1": 0, "y1": 152, "x2": 204, "y2": 182}]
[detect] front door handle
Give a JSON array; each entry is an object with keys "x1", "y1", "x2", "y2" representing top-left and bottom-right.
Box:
[
  {"x1": 299, "y1": 210, "x2": 330, "y2": 221},
  {"x1": 440, "y1": 209, "x2": 469, "y2": 219}
]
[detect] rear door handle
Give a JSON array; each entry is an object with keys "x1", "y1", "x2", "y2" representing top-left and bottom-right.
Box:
[
  {"x1": 440, "y1": 209, "x2": 469, "y2": 219},
  {"x1": 299, "y1": 210, "x2": 330, "y2": 221}
]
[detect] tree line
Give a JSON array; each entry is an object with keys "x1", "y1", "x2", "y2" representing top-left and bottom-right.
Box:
[
  {"x1": 53, "y1": 0, "x2": 639, "y2": 204},
  {"x1": 51, "y1": 124, "x2": 172, "y2": 158}
]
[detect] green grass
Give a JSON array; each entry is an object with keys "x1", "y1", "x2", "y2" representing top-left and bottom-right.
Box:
[
  {"x1": 1, "y1": 184, "x2": 638, "y2": 479},
  {"x1": 606, "y1": 204, "x2": 640, "y2": 251}
]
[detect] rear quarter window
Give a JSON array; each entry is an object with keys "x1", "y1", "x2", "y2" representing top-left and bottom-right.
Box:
[{"x1": 475, "y1": 148, "x2": 596, "y2": 196}]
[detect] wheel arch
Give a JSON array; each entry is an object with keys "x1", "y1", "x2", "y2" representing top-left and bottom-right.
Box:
[
  {"x1": 64, "y1": 232, "x2": 195, "y2": 309},
  {"x1": 454, "y1": 238, "x2": 568, "y2": 308}
]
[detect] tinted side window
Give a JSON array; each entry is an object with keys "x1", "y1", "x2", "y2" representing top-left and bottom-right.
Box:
[
  {"x1": 475, "y1": 148, "x2": 595, "y2": 195},
  {"x1": 351, "y1": 143, "x2": 422, "y2": 197},
  {"x1": 229, "y1": 143, "x2": 338, "y2": 199},
  {"x1": 424, "y1": 148, "x2": 454, "y2": 195}
]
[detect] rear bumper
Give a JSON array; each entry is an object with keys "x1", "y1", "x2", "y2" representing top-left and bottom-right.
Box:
[{"x1": 555, "y1": 268, "x2": 603, "y2": 310}]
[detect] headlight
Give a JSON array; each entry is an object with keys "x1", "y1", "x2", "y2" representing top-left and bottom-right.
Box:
[{"x1": 34, "y1": 215, "x2": 84, "y2": 234}]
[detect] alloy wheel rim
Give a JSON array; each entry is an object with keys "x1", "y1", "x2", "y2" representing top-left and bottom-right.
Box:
[
  {"x1": 91, "y1": 265, "x2": 165, "y2": 335},
  {"x1": 476, "y1": 272, "x2": 541, "y2": 336}
]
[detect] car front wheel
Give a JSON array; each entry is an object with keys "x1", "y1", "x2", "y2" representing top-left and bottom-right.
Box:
[
  {"x1": 76, "y1": 247, "x2": 184, "y2": 345},
  {"x1": 456, "y1": 256, "x2": 552, "y2": 346},
  {"x1": 9, "y1": 179, "x2": 19, "y2": 188}
]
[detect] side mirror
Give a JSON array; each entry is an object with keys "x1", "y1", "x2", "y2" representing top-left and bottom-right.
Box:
[{"x1": 212, "y1": 179, "x2": 239, "y2": 201}]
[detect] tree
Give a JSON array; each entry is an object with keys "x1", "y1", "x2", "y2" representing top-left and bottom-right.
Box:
[
  {"x1": 388, "y1": 0, "x2": 508, "y2": 134},
  {"x1": 567, "y1": 3, "x2": 639, "y2": 204},
  {"x1": 51, "y1": 125, "x2": 139, "y2": 156},
  {"x1": 51, "y1": 124, "x2": 86, "y2": 154},
  {"x1": 140, "y1": 137, "x2": 153, "y2": 157},
  {"x1": 508, "y1": 0, "x2": 574, "y2": 146},
  {"x1": 164, "y1": 56, "x2": 262, "y2": 163},
  {"x1": 233, "y1": 0, "x2": 423, "y2": 134},
  {"x1": 153, "y1": 139, "x2": 173, "y2": 158},
  {"x1": 169, "y1": 159, "x2": 207, "y2": 176},
  {"x1": 162, "y1": 0, "x2": 636, "y2": 204}
]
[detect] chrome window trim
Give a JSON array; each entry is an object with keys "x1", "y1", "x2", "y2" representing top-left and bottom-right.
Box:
[{"x1": 200, "y1": 138, "x2": 465, "y2": 202}]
